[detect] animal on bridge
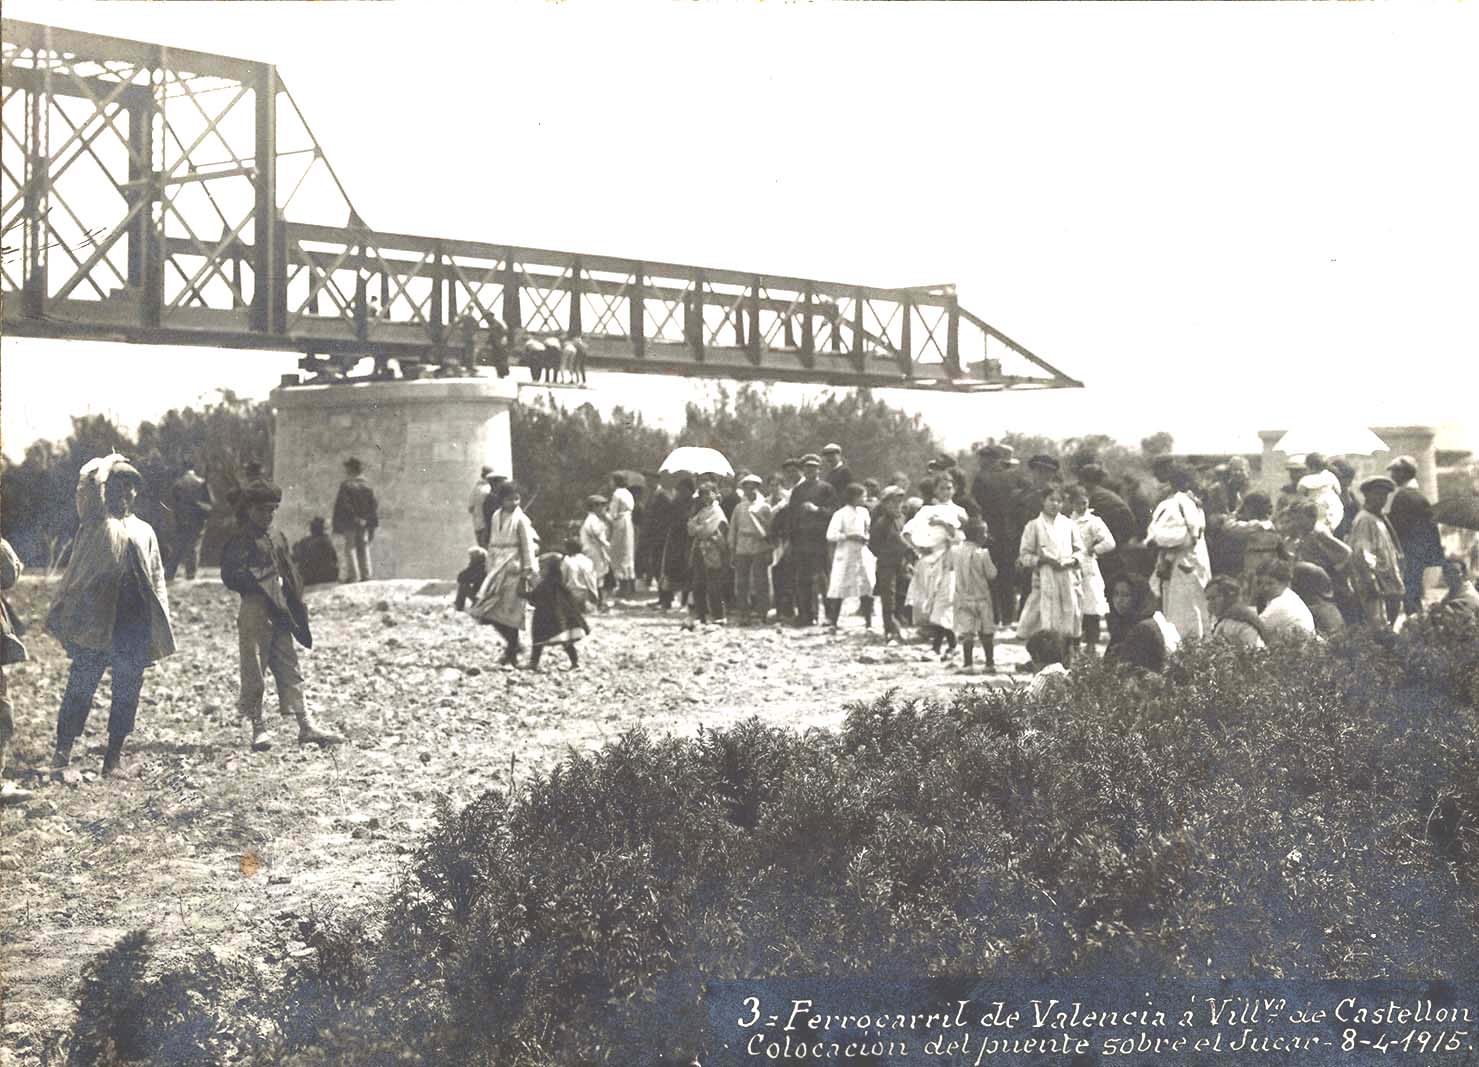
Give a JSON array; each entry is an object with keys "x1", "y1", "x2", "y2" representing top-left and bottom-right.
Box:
[
  {"x1": 516, "y1": 334, "x2": 589, "y2": 384},
  {"x1": 562, "y1": 338, "x2": 589, "y2": 385},
  {"x1": 517, "y1": 337, "x2": 563, "y2": 383}
]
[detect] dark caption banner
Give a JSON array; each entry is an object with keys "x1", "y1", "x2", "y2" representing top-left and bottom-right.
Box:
[{"x1": 704, "y1": 978, "x2": 1477, "y2": 1066}]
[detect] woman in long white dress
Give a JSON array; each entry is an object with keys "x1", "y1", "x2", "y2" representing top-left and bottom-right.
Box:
[
  {"x1": 1146, "y1": 466, "x2": 1211, "y2": 641},
  {"x1": 903, "y1": 478, "x2": 965, "y2": 657},
  {"x1": 825, "y1": 484, "x2": 875, "y2": 629},
  {"x1": 606, "y1": 475, "x2": 637, "y2": 595},
  {"x1": 470, "y1": 483, "x2": 538, "y2": 667},
  {"x1": 1016, "y1": 485, "x2": 1085, "y2": 644}
]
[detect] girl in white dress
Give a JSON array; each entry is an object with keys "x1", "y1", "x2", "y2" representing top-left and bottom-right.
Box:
[
  {"x1": 578, "y1": 494, "x2": 612, "y2": 605},
  {"x1": 825, "y1": 483, "x2": 875, "y2": 629},
  {"x1": 1146, "y1": 466, "x2": 1210, "y2": 641},
  {"x1": 1016, "y1": 486, "x2": 1085, "y2": 648},
  {"x1": 1066, "y1": 484, "x2": 1115, "y2": 656},
  {"x1": 902, "y1": 478, "x2": 966, "y2": 658}
]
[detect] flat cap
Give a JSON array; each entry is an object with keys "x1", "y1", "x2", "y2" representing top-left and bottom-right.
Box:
[
  {"x1": 821, "y1": 443, "x2": 842, "y2": 454},
  {"x1": 800, "y1": 453, "x2": 822, "y2": 466},
  {"x1": 1360, "y1": 475, "x2": 1396, "y2": 495},
  {"x1": 1028, "y1": 454, "x2": 1061, "y2": 472}
]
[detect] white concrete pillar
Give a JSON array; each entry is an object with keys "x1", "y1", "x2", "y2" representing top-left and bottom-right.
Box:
[
  {"x1": 1371, "y1": 425, "x2": 1439, "y2": 501},
  {"x1": 271, "y1": 378, "x2": 519, "y2": 579}
]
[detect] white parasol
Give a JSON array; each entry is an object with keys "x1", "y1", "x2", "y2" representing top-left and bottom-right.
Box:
[
  {"x1": 658, "y1": 446, "x2": 734, "y2": 478},
  {"x1": 1273, "y1": 425, "x2": 1390, "y2": 457}
]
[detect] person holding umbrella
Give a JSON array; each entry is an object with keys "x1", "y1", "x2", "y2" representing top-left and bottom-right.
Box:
[
  {"x1": 686, "y1": 482, "x2": 730, "y2": 626},
  {"x1": 658, "y1": 478, "x2": 697, "y2": 611}
]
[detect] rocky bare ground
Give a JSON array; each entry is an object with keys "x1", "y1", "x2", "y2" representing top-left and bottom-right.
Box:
[{"x1": 0, "y1": 575, "x2": 1031, "y2": 1063}]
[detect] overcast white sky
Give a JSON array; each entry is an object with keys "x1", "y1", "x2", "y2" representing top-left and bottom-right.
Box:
[{"x1": 3, "y1": 0, "x2": 1476, "y2": 459}]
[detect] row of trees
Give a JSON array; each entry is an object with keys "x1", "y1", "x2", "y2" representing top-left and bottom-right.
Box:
[
  {"x1": 0, "y1": 391, "x2": 274, "y2": 569},
  {"x1": 2, "y1": 381, "x2": 1180, "y2": 569},
  {"x1": 511, "y1": 384, "x2": 947, "y2": 534}
]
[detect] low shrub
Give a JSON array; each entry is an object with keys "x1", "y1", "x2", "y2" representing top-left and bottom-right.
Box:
[{"x1": 81, "y1": 614, "x2": 1479, "y2": 1065}]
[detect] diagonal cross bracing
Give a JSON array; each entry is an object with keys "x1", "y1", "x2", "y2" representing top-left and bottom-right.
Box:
[{"x1": 0, "y1": 18, "x2": 1083, "y2": 393}]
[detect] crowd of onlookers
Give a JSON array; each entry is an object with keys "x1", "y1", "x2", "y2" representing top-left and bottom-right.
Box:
[
  {"x1": 3, "y1": 439, "x2": 1474, "y2": 804},
  {"x1": 487, "y1": 443, "x2": 1477, "y2": 689}
]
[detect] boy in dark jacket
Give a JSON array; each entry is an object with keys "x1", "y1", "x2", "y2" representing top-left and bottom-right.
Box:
[
  {"x1": 869, "y1": 486, "x2": 913, "y2": 643},
  {"x1": 221, "y1": 476, "x2": 345, "y2": 751}
]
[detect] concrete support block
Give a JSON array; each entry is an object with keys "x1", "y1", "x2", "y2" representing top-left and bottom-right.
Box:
[{"x1": 271, "y1": 377, "x2": 518, "y2": 578}]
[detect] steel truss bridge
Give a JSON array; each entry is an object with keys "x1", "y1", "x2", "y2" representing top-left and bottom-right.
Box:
[{"x1": 1, "y1": 19, "x2": 1081, "y2": 394}]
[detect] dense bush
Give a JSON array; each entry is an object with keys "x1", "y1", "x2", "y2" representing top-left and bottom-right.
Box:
[{"x1": 55, "y1": 611, "x2": 1470, "y2": 1065}]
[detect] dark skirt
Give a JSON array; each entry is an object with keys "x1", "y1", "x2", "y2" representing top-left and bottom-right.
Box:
[{"x1": 530, "y1": 569, "x2": 590, "y2": 647}]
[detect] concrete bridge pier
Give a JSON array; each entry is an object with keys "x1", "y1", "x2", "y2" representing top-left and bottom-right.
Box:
[{"x1": 271, "y1": 378, "x2": 518, "y2": 579}]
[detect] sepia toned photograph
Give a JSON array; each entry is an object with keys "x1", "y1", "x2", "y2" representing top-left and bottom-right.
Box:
[{"x1": 1, "y1": 2, "x2": 1476, "y2": 1065}]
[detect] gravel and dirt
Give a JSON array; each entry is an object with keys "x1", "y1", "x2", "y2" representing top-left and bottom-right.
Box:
[{"x1": 0, "y1": 575, "x2": 1031, "y2": 1063}]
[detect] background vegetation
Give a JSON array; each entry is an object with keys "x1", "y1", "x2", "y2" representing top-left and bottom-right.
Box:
[
  {"x1": 4, "y1": 385, "x2": 956, "y2": 566},
  {"x1": 4, "y1": 381, "x2": 1197, "y2": 569}
]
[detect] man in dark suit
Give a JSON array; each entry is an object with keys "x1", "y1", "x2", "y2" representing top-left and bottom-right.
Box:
[
  {"x1": 332, "y1": 457, "x2": 379, "y2": 582},
  {"x1": 166, "y1": 463, "x2": 213, "y2": 580},
  {"x1": 1385, "y1": 455, "x2": 1443, "y2": 614},
  {"x1": 821, "y1": 443, "x2": 853, "y2": 497},
  {"x1": 973, "y1": 445, "x2": 1027, "y2": 626},
  {"x1": 787, "y1": 454, "x2": 839, "y2": 625}
]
